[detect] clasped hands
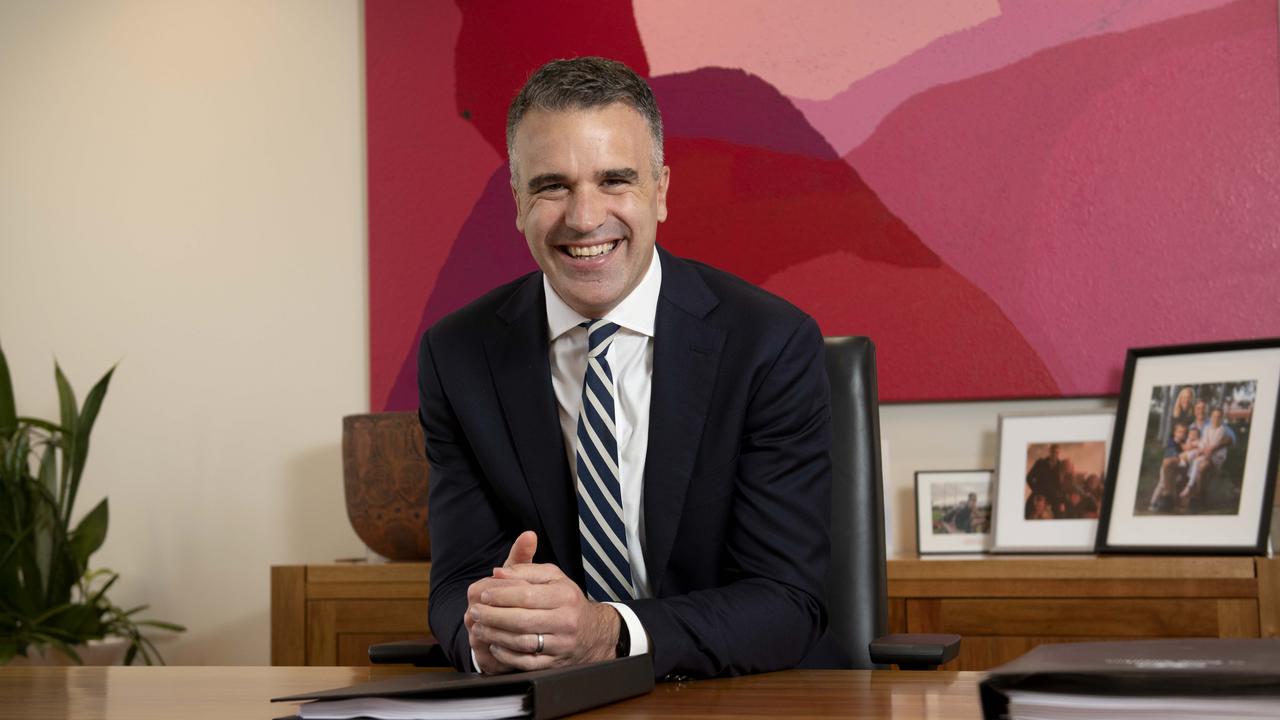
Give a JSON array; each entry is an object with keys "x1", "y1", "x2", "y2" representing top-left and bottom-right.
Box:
[{"x1": 465, "y1": 530, "x2": 620, "y2": 673}]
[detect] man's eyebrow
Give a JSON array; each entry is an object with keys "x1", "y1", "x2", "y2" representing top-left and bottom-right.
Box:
[
  {"x1": 526, "y1": 173, "x2": 567, "y2": 192},
  {"x1": 599, "y1": 168, "x2": 639, "y2": 182}
]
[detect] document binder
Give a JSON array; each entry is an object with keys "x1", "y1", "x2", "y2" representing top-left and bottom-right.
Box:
[
  {"x1": 979, "y1": 639, "x2": 1280, "y2": 720},
  {"x1": 272, "y1": 654, "x2": 653, "y2": 720}
]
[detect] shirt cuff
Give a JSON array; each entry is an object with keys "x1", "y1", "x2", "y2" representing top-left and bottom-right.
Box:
[{"x1": 604, "y1": 601, "x2": 650, "y2": 656}]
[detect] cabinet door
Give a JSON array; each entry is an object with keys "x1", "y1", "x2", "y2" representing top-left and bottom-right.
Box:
[{"x1": 306, "y1": 599, "x2": 431, "y2": 666}]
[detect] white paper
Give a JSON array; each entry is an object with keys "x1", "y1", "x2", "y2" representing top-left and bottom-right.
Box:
[
  {"x1": 297, "y1": 693, "x2": 529, "y2": 720},
  {"x1": 1006, "y1": 690, "x2": 1280, "y2": 720}
]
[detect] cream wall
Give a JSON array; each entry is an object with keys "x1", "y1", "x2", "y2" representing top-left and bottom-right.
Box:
[
  {"x1": 0, "y1": 1, "x2": 368, "y2": 664},
  {"x1": 1, "y1": 0, "x2": 1117, "y2": 665},
  {"x1": 879, "y1": 397, "x2": 1113, "y2": 555}
]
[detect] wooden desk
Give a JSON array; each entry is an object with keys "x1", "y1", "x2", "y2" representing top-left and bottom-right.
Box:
[{"x1": 0, "y1": 666, "x2": 984, "y2": 719}]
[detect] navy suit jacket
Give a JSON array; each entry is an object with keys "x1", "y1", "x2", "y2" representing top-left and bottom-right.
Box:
[{"x1": 419, "y1": 247, "x2": 832, "y2": 679}]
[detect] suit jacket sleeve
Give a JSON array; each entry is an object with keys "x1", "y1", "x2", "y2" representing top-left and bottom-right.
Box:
[
  {"x1": 418, "y1": 331, "x2": 510, "y2": 670},
  {"x1": 626, "y1": 315, "x2": 832, "y2": 678}
]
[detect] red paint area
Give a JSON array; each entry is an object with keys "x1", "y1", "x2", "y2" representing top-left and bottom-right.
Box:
[
  {"x1": 453, "y1": 0, "x2": 650, "y2": 156},
  {"x1": 660, "y1": 137, "x2": 940, "y2": 276},
  {"x1": 762, "y1": 252, "x2": 1059, "y2": 401},
  {"x1": 849, "y1": 0, "x2": 1280, "y2": 394},
  {"x1": 366, "y1": 2, "x2": 1277, "y2": 409},
  {"x1": 660, "y1": 137, "x2": 1058, "y2": 400},
  {"x1": 366, "y1": 1, "x2": 501, "y2": 407},
  {"x1": 651, "y1": 69, "x2": 837, "y2": 160},
  {"x1": 378, "y1": 131, "x2": 1059, "y2": 409}
]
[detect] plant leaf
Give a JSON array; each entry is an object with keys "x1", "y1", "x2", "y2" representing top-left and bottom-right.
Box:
[
  {"x1": 0, "y1": 344, "x2": 16, "y2": 437},
  {"x1": 0, "y1": 638, "x2": 16, "y2": 665},
  {"x1": 16, "y1": 417, "x2": 66, "y2": 434},
  {"x1": 136, "y1": 620, "x2": 186, "y2": 632},
  {"x1": 69, "y1": 498, "x2": 109, "y2": 571},
  {"x1": 46, "y1": 637, "x2": 84, "y2": 665},
  {"x1": 53, "y1": 362, "x2": 79, "y2": 439},
  {"x1": 54, "y1": 363, "x2": 78, "y2": 519},
  {"x1": 75, "y1": 365, "x2": 114, "y2": 446},
  {"x1": 65, "y1": 364, "x2": 114, "y2": 522},
  {"x1": 34, "y1": 445, "x2": 58, "y2": 596}
]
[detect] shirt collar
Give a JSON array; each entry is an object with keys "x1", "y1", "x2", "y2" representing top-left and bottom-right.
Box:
[{"x1": 544, "y1": 248, "x2": 662, "y2": 342}]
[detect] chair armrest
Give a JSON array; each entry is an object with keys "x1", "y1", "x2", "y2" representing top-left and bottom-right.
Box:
[
  {"x1": 368, "y1": 640, "x2": 452, "y2": 667},
  {"x1": 868, "y1": 633, "x2": 961, "y2": 670}
]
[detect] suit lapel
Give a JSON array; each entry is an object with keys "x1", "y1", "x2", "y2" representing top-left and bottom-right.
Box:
[
  {"x1": 485, "y1": 276, "x2": 579, "y2": 575},
  {"x1": 644, "y1": 249, "x2": 725, "y2": 594}
]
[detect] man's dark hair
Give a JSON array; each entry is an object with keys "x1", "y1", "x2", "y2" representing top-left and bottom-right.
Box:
[{"x1": 506, "y1": 56, "x2": 664, "y2": 182}]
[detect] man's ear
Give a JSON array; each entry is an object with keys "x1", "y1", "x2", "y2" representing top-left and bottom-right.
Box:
[
  {"x1": 511, "y1": 181, "x2": 524, "y2": 233},
  {"x1": 655, "y1": 165, "x2": 670, "y2": 223}
]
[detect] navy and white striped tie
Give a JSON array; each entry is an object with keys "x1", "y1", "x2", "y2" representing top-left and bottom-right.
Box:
[{"x1": 575, "y1": 320, "x2": 636, "y2": 602}]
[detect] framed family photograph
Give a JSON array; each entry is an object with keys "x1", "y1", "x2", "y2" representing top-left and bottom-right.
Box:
[
  {"x1": 915, "y1": 470, "x2": 993, "y2": 554},
  {"x1": 990, "y1": 412, "x2": 1115, "y2": 553},
  {"x1": 1097, "y1": 338, "x2": 1280, "y2": 554}
]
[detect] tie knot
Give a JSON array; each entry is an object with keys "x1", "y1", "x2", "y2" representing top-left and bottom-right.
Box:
[{"x1": 582, "y1": 320, "x2": 620, "y2": 358}]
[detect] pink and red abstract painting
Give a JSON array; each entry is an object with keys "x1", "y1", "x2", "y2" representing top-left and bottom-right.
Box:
[{"x1": 367, "y1": 0, "x2": 1280, "y2": 410}]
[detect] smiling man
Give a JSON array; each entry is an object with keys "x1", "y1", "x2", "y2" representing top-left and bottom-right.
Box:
[{"x1": 419, "y1": 57, "x2": 832, "y2": 679}]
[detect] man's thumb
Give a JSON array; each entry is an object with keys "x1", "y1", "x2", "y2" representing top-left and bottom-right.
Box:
[{"x1": 503, "y1": 530, "x2": 537, "y2": 568}]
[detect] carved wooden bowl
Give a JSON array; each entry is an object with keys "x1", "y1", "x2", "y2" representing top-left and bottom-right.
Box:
[{"x1": 342, "y1": 412, "x2": 430, "y2": 560}]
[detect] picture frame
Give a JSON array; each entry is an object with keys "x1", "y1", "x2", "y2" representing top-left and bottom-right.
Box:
[
  {"x1": 915, "y1": 470, "x2": 994, "y2": 555},
  {"x1": 1096, "y1": 338, "x2": 1280, "y2": 554},
  {"x1": 990, "y1": 412, "x2": 1115, "y2": 553}
]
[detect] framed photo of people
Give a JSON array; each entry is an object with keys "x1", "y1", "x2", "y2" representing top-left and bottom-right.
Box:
[
  {"x1": 990, "y1": 412, "x2": 1115, "y2": 553},
  {"x1": 915, "y1": 470, "x2": 993, "y2": 554},
  {"x1": 1096, "y1": 338, "x2": 1280, "y2": 554}
]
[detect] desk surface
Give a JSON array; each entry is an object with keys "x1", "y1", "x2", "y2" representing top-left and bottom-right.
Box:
[{"x1": 0, "y1": 666, "x2": 985, "y2": 719}]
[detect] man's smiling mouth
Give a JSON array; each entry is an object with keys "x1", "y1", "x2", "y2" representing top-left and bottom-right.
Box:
[{"x1": 561, "y1": 240, "x2": 620, "y2": 258}]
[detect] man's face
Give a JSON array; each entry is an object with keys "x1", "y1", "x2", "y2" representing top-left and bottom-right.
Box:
[
  {"x1": 1211, "y1": 409, "x2": 1223, "y2": 427},
  {"x1": 510, "y1": 103, "x2": 670, "y2": 318},
  {"x1": 1194, "y1": 401, "x2": 1206, "y2": 420}
]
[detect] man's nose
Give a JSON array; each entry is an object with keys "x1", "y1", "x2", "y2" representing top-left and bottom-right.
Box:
[{"x1": 565, "y1": 188, "x2": 605, "y2": 233}]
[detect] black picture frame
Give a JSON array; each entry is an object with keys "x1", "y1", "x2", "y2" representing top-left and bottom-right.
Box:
[{"x1": 1096, "y1": 338, "x2": 1280, "y2": 555}]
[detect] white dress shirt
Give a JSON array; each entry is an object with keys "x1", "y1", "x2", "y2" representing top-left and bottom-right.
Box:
[
  {"x1": 543, "y1": 249, "x2": 660, "y2": 657},
  {"x1": 472, "y1": 250, "x2": 659, "y2": 670}
]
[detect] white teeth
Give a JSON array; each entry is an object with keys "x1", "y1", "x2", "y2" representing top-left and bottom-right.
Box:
[{"x1": 565, "y1": 241, "x2": 617, "y2": 258}]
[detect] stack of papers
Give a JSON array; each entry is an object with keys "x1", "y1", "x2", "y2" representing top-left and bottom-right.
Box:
[
  {"x1": 298, "y1": 693, "x2": 529, "y2": 720},
  {"x1": 1006, "y1": 690, "x2": 1280, "y2": 720},
  {"x1": 980, "y1": 640, "x2": 1280, "y2": 720}
]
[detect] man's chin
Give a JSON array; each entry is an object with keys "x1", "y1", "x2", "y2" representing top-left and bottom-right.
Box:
[{"x1": 554, "y1": 284, "x2": 623, "y2": 318}]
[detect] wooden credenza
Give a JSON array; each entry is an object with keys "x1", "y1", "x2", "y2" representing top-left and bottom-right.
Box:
[
  {"x1": 271, "y1": 556, "x2": 1280, "y2": 669},
  {"x1": 271, "y1": 563, "x2": 431, "y2": 666},
  {"x1": 888, "y1": 555, "x2": 1280, "y2": 670}
]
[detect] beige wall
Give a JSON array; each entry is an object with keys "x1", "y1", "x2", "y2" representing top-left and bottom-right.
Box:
[
  {"x1": 0, "y1": 0, "x2": 368, "y2": 664},
  {"x1": 1, "y1": 0, "x2": 1117, "y2": 664}
]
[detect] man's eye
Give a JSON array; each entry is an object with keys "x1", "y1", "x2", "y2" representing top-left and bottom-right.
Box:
[
  {"x1": 603, "y1": 178, "x2": 628, "y2": 187},
  {"x1": 537, "y1": 184, "x2": 565, "y2": 193}
]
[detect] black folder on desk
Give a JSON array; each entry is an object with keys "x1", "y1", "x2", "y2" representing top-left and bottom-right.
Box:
[
  {"x1": 979, "y1": 639, "x2": 1280, "y2": 720},
  {"x1": 272, "y1": 654, "x2": 653, "y2": 720}
]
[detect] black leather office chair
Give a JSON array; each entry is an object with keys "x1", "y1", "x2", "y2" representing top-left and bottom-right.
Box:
[
  {"x1": 371, "y1": 336, "x2": 957, "y2": 670},
  {"x1": 799, "y1": 336, "x2": 958, "y2": 669}
]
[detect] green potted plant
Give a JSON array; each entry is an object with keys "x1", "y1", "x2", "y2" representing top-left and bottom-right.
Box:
[{"x1": 0, "y1": 344, "x2": 184, "y2": 664}]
